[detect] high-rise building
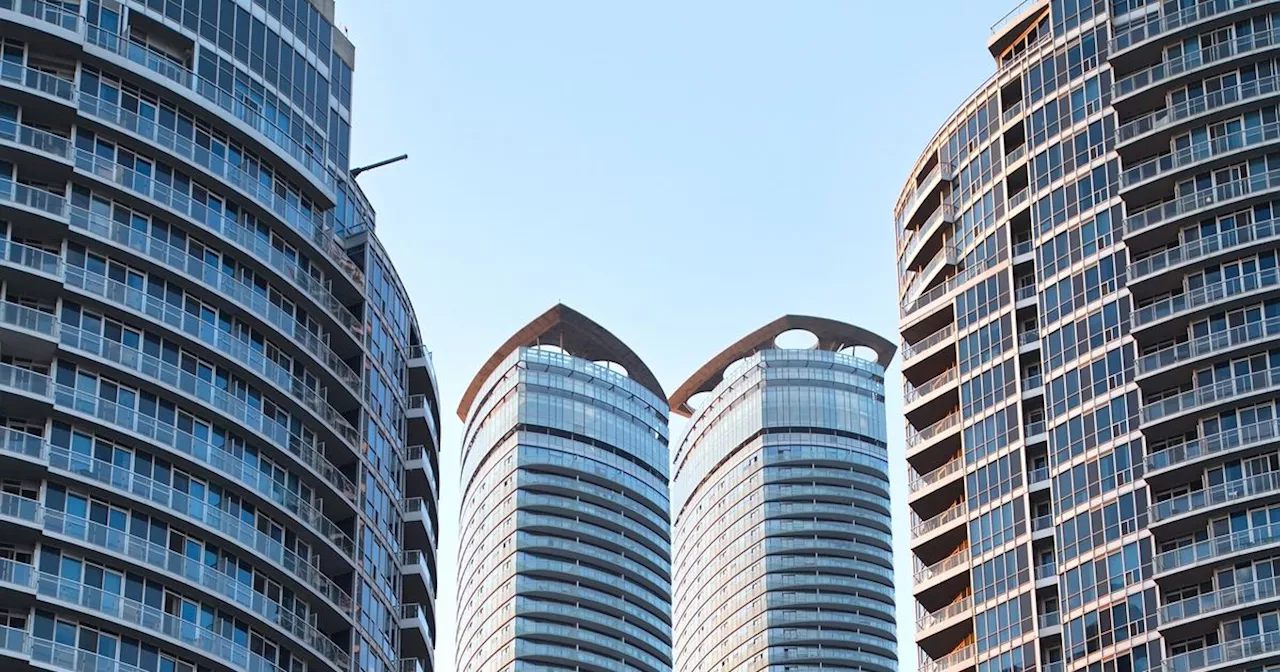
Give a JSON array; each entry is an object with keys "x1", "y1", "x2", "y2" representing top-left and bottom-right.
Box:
[
  {"x1": 0, "y1": 3, "x2": 441, "y2": 672},
  {"x1": 897, "y1": 1, "x2": 1280, "y2": 671},
  {"x1": 668, "y1": 316, "x2": 897, "y2": 672},
  {"x1": 454, "y1": 304, "x2": 673, "y2": 672}
]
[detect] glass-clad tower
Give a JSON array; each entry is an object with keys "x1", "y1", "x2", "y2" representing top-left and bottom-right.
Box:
[
  {"x1": 0, "y1": 3, "x2": 442, "y2": 672},
  {"x1": 455, "y1": 304, "x2": 672, "y2": 672},
  {"x1": 897, "y1": 1, "x2": 1280, "y2": 671},
  {"x1": 668, "y1": 315, "x2": 897, "y2": 672}
]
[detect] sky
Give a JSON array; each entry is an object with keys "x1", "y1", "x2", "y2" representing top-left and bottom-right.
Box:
[{"x1": 333, "y1": 1, "x2": 1021, "y2": 668}]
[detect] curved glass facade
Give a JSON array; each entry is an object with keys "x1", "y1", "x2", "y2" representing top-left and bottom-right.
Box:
[
  {"x1": 670, "y1": 323, "x2": 896, "y2": 672},
  {"x1": 899, "y1": 2, "x2": 1280, "y2": 672},
  {"x1": 455, "y1": 306, "x2": 672, "y2": 672},
  {"x1": 0, "y1": 3, "x2": 442, "y2": 672}
]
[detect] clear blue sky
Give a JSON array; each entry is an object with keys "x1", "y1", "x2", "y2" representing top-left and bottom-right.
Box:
[{"x1": 334, "y1": 1, "x2": 1018, "y2": 668}]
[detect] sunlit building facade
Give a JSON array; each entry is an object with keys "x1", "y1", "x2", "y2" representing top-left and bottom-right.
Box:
[
  {"x1": 455, "y1": 304, "x2": 673, "y2": 672},
  {"x1": 0, "y1": 3, "x2": 441, "y2": 672},
  {"x1": 669, "y1": 316, "x2": 897, "y2": 672},
  {"x1": 898, "y1": 1, "x2": 1280, "y2": 672}
]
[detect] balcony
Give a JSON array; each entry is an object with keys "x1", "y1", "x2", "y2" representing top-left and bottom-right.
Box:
[
  {"x1": 905, "y1": 246, "x2": 959, "y2": 303},
  {"x1": 1155, "y1": 522, "x2": 1280, "y2": 576},
  {"x1": 1130, "y1": 215, "x2": 1280, "y2": 288},
  {"x1": 898, "y1": 160, "x2": 955, "y2": 232},
  {"x1": 903, "y1": 324, "x2": 955, "y2": 362},
  {"x1": 1125, "y1": 168, "x2": 1280, "y2": 241},
  {"x1": 404, "y1": 497, "x2": 437, "y2": 551},
  {"x1": 1025, "y1": 421, "x2": 1048, "y2": 444},
  {"x1": 902, "y1": 200, "x2": 958, "y2": 271},
  {"x1": 1161, "y1": 575, "x2": 1280, "y2": 630},
  {"x1": 1110, "y1": 0, "x2": 1263, "y2": 57},
  {"x1": 1035, "y1": 562, "x2": 1057, "y2": 586},
  {"x1": 401, "y1": 550, "x2": 436, "y2": 607},
  {"x1": 1029, "y1": 466, "x2": 1050, "y2": 489},
  {"x1": 906, "y1": 411, "x2": 962, "y2": 455},
  {"x1": 1119, "y1": 70, "x2": 1280, "y2": 149},
  {"x1": 407, "y1": 394, "x2": 440, "y2": 455},
  {"x1": 1139, "y1": 318, "x2": 1280, "y2": 390},
  {"x1": 1008, "y1": 185, "x2": 1030, "y2": 213},
  {"x1": 911, "y1": 502, "x2": 967, "y2": 541},
  {"x1": 910, "y1": 456, "x2": 965, "y2": 496},
  {"x1": 906, "y1": 368, "x2": 959, "y2": 407},
  {"x1": 1160, "y1": 631, "x2": 1280, "y2": 672},
  {"x1": 1141, "y1": 367, "x2": 1280, "y2": 427},
  {"x1": 916, "y1": 595, "x2": 972, "y2": 634},
  {"x1": 1133, "y1": 267, "x2": 1280, "y2": 333},
  {"x1": 918, "y1": 645, "x2": 973, "y2": 672},
  {"x1": 1121, "y1": 119, "x2": 1280, "y2": 199},
  {"x1": 0, "y1": 59, "x2": 75, "y2": 102},
  {"x1": 1033, "y1": 514, "x2": 1054, "y2": 537},
  {"x1": 914, "y1": 548, "x2": 970, "y2": 586},
  {"x1": 1015, "y1": 283, "x2": 1037, "y2": 306},
  {"x1": 1019, "y1": 329, "x2": 1040, "y2": 349},
  {"x1": 1147, "y1": 418, "x2": 1280, "y2": 482},
  {"x1": 1006, "y1": 142, "x2": 1028, "y2": 168},
  {"x1": 1115, "y1": 23, "x2": 1280, "y2": 105},
  {"x1": 399, "y1": 602, "x2": 433, "y2": 663},
  {"x1": 1152, "y1": 472, "x2": 1280, "y2": 526},
  {"x1": 1013, "y1": 238, "x2": 1034, "y2": 260},
  {"x1": 1039, "y1": 611, "x2": 1062, "y2": 633}
]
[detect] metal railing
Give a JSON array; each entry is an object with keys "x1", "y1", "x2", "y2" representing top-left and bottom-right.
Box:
[
  {"x1": 912, "y1": 502, "x2": 967, "y2": 538},
  {"x1": 1036, "y1": 562, "x2": 1057, "y2": 581},
  {"x1": 1111, "y1": 0, "x2": 1261, "y2": 54},
  {"x1": 1039, "y1": 611, "x2": 1061, "y2": 628},
  {"x1": 1033, "y1": 514, "x2": 1053, "y2": 532},
  {"x1": 1019, "y1": 329, "x2": 1040, "y2": 346},
  {"x1": 909, "y1": 456, "x2": 965, "y2": 493},
  {"x1": 1154, "y1": 472, "x2": 1280, "y2": 523},
  {"x1": 903, "y1": 324, "x2": 956, "y2": 361},
  {"x1": 1134, "y1": 266, "x2": 1280, "y2": 328},
  {"x1": 1130, "y1": 214, "x2": 1280, "y2": 282},
  {"x1": 1155, "y1": 522, "x2": 1280, "y2": 573},
  {"x1": 1119, "y1": 69, "x2": 1280, "y2": 143},
  {"x1": 1013, "y1": 239, "x2": 1034, "y2": 257},
  {"x1": 919, "y1": 645, "x2": 973, "y2": 672},
  {"x1": 1006, "y1": 142, "x2": 1027, "y2": 166},
  {"x1": 1122, "y1": 118, "x2": 1280, "y2": 188},
  {"x1": 1161, "y1": 575, "x2": 1280, "y2": 625},
  {"x1": 1142, "y1": 366, "x2": 1280, "y2": 424},
  {"x1": 1116, "y1": 23, "x2": 1280, "y2": 99},
  {"x1": 1141, "y1": 316, "x2": 1280, "y2": 377},
  {"x1": 1159, "y1": 630, "x2": 1280, "y2": 672},
  {"x1": 1015, "y1": 284, "x2": 1037, "y2": 302},
  {"x1": 913, "y1": 548, "x2": 969, "y2": 582},
  {"x1": 907, "y1": 411, "x2": 962, "y2": 449},
  {"x1": 1025, "y1": 420, "x2": 1047, "y2": 437},
  {"x1": 1029, "y1": 466, "x2": 1050, "y2": 484},
  {"x1": 905, "y1": 368, "x2": 959, "y2": 404},
  {"x1": 1148, "y1": 417, "x2": 1280, "y2": 473},
  {"x1": 916, "y1": 595, "x2": 972, "y2": 630},
  {"x1": 1125, "y1": 168, "x2": 1280, "y2": 236}
]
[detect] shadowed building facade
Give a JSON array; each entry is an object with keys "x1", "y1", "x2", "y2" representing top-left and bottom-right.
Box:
[
  {"x1": 455, "y1": 304, "x2": 673, "y2": 672},
  {"x1": 897, "y1": 1, "x2": 1280, "y2": 672},
  {"x1": 669, "y1": 316, "x2": 897, "y2": 672},
  {"x1": 0, "y1": 2, "x2": 442, "y2": 672}
]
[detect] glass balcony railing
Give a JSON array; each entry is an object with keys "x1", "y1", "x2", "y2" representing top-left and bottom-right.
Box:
[
  {"x1": 1013, "y1": 239, "x2": 1033, "y2": 257},
  {"x1": 1039, "y1": 611, "x2": 1061, "y2": 628},
  {"x1": 0, "y1": 60, "x2": 74, "y2": 100},
  {"x1": 1134, "y1": 267, "x2": 1280, "y2": 328},
  {"x1": 901, "y1": 201, "x2": 956, "y2": 268},
  {"x1": 1142, "y1": 366, "x2": 1280, "y2": 424},
  {"x1": 1155, "y1": 522, "x2": 1280, "y2": 574},
  {"x1": 76, "y1": 93, "x2": 363, "y2": 337},
  {"x1": 1140, "y1": 317, "x2": 1280, "y2": 376},
  {"x1": 1008, "y1": 185, "x2": 1030, "y2": 210},
  {"x1": 1161, "y1": 575, "x2": 1280, "y2": 625},
  {"x1": 0, "y1": 300, "x2": 55, "y2": 337},
  {"x1": 1123, "y1": 119, "x2": 1280, "y2": 188},
  {"x1": 1033, "y1": 514, "x2": 1054, "y2": 532},
  {"x1": 919, "y1": 645, "x2": 973, "y2": 672},
  {"x1": 911, "y1": 502, "x2": 967, "y2": 538},
  {"x1": 0, "y1": 237, "x2": 62, "y2": 276},
  {"x1": 1160, "y1": 630, "x2": 1280, "y2": 672},
  {"x1": 1005, "y1": 142, "x2": 1027, "y2": 166},
  {"x1": 0, "y1": 178, "x2": 66, "y2": 217},
  {"x1": 1116, "y1": 24, "x2": 1280, "y2": 99},
  {"x1": 1002, "y1": 101, "x2": 1024, "y2": 125},
  {"x1": 1036, "y1": 562, "x2": 1057, "y2": 581},
  {"x1": 1119, "y1": 69, "x2": 1280, "y2": 143},
  {"x1": 1131, "y1": 214, "x2": 1280, "y2": 282},
  {"x1": 902, "y1": 324, "x2": 955, "y2": 361},
  {"x1": 913, "y1": 548, "x2": 969, "y2": 583},
  {"x1": 1025, "y1": 420, "x2": 1047, "y2": 437},
  {"x1": 907, "y1": 411, "x2": 961, "y2": 449},
  {"x1": 1030, "y1": 466, "x2": 1050, "y2": 484},
  {"x1": 0, "y1": 361, "x2": 51, "y2": 399},
  {"x1": 916, "y1": 595, "x2": 972, "y2": 630},
  {"x1": 1015, "y1": 284, "x2": 1037, "y2": 302},
  {"x1": 1019, "y1": 329, "x2": 1040, "y2": 346},
  {"x1": 909, "y1": 456, "x2": 964, "y2": 493},
  {"x1": 1126, "y1": 168, "x2": 1280, "y2": 235},
  {"x1": 1110, "y1": 0, "x2": 1259, "y2": 53},
  {"x1": 1148, "y1": 418, "x2": 1280, "y2": 473},
  {"x1": 0, "y1": 0, "x2": 83, "y2": 31},
  {"x1": 1154, "y1": 473, "x2": 1280, "y2": 523},
  {"x1": 905, "y1": 245, "x2": 958, "y2": 302},
  {"x1": 0, "y1": 119, "x2": 71, "y2": 160},
  {"x1": 905, "y1": 368, "x2": 958, "y2": 404}
]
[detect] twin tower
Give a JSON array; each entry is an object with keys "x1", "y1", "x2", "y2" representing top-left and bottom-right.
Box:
[{"x1": 454, "y1": 304, "x2": 898, "y2": 672}]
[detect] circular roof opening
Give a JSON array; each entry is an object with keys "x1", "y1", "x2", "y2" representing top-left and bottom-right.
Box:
[
  {"x1": 685, "y1": 391, "x2": 712, "y2": 411},
  {"x1": 532, "y1": 344, "x2": 568, "y2": 356},
  {"x1": 774, "y1": 329, "x2": 819, "y2": 350},
  {"x1": 845, "y1": 345, "x2": 879, "y2": 363}
]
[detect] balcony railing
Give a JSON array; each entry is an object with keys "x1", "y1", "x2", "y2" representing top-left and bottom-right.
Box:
[
  {"x1": 1125, "y1": 168, "x2": 1280, "y2": 235},
  {"x1": 1123, "y1": 119, "x2": 1280, "y2": 188},
  {"x1": 1039, "y1": 611, "x2": 1061, "y2": 629},
  {"x1": 1006, "y1": 143, "x2": 1027, "y2": 166},
  {"x1": 1015, "y1": 284, "x2": 1037, "y2": 302},
  {"x1": 1155, "y1": 522, "x2": 1280, "y2": 574},
  {"x1": 1148, "y1": 417, "x2": 1280, "y2": 473},
  {"x1": 906, "y1": 368, "x2": 958, "y2": 404},
  {"x1": 0, "y1": 60, "x2": 75, "y2": 100},
  {"x1": 1008, "y1": 186, "x2": 1030, "y2": 210},
  {"x1": 1013, "y1": 239, "x2": 1034, "y2": 257},
  {"x1": 1134, "y1": 267, "x2": 1280, "y2": 328},
  {"x1": 917, "y1": 595, "x2": 972, "y2": 630},
  {"x1": 1111, "y1": 0, "x2": 1260, "y2": 53},
  {"x1": 913, "y1": 548, "x2": 970, "y2": 583},
  {"x1": 1139, "y1": 316, "x2": 1280, "y2": 377},
  {"x1": 906, "y1": 245, "x2": 959, "y2": 302},
  {"x1": 909, "y1": 456, "x2": 964, "y2": 494},
  {"x1": 0, "y1": 0, "x2": 83, "y2": 30},
  {"x1": 1161, "y1": 575, "x2": 1280, "y2": 625},
  {"x1": 0, "y1": 119, "x2": 71, "y2": 159},
  {"x1": 1033, "y1": 514, "x2": 1053, "y2": 532},
  {"x1": 1116, "y1": 23, "x2": 1280, "y2": 99},
  {"x1": 1160, "y1": 630, "x2": 1280, "y2": 672},
  {"x1": 902, "y1": 200, "x2": 957, "y2": 269},
  {"x1": 1036, "y1": 562, "x2": 1057, "y2": 581},
  {"x1": 1154, "y1": 472, "x2": 1280, "y2": 523},
  {"x1": 907, "y1": 411, "x2": 962, "y2": 449},
  {"x1": 1002, "y1": 101, "x2": 1024, "y2": 125},
  {"x1": 1019, "y1": 329, "x2": 1040, "y2": 346},
  {"x1": 919, "y1": 645, "x2": 973, "y2": 672},
  {"x1": 1029, "y1": 466, "x2": 1049, "y2": 485},
  {"x1": 1025, "y1": 420, "x2": 1047, "y2": 437},
  {"x1": 903, "y1": 324, "x2": 955, "y2": 361},
  {"x1": 1142, "y1": 366, "x2": 1280, "y2": 424},
  {"x1": 1131, "y1": 214, "x2": 1280, "y2": 282},
  {"x1": 912, "y1": 502, "x2": 967, "y2": 538},
  {"x1": 1119, "y1": 69, "x2": 1280, "y2": 143},
  {"x1": 1023, "y1": 375, "x2": 1044, "y2": 391}
]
